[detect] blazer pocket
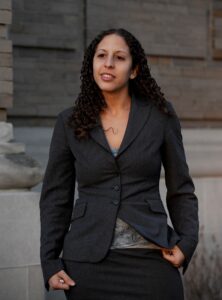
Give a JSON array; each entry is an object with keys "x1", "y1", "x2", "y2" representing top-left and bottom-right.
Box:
[
  {"x1": 71, "y1": 202, "x2": 87, "y2": 221},
  {"x1": 144, "y1": 199, "x2": 167, "y2": 215}
]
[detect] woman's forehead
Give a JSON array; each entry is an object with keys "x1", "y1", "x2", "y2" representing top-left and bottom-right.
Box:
[{"x1": 95, "y1": 34, "x2": 130, "y2": 53}]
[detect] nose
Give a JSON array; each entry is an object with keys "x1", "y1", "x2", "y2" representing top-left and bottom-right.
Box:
[{"x1": 104, "y1": 55, "x2": 114, "y2": 68}]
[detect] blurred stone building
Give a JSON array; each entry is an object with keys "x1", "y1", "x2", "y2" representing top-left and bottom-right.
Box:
[{"x1": 1, "y1": 1, "x2": 222, "y2": 299}]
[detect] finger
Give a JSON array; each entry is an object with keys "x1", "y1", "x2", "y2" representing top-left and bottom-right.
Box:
[
  {"x1": 56, "y1": 278, "x2": 71, "y2": 290},
  {"x1": 53, "y1": 282, "x2": 70, "y2": 290},
  {"x1": 59, "y1": 270, "x2": 76, "y2": 286},
  {"x1": 161, "y1": 248, "x2": 173, "y2": 255},
  {"x1": 163, "y1": 254, "x2": 181, "y2": 267},
  {"x1": 50, "y1": 278, "x2": 70, "y2": 290},
  {"x1": 163, "y1": 254, "x2": 175, "y2": 263},
  {"x1": 162, "y1": 250, "x2": 174, "y2": 260},
  {"x1": 162, "y1": 250, "x2": 179, "y2": 266},
  {"x1": 49, "y1": 283, "x2": 70, "y2": 290}
]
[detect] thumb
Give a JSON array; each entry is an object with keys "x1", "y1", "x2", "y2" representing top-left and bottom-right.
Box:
[{"x1": 58, "y1": 270, "x2": 76, "y2": 286}]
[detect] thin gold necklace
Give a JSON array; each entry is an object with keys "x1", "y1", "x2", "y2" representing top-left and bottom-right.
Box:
[
  {"x1": 103, "y1": 127, "x2": 119, "y2": 135},
  {"x1": 102, "y1": 97, "x2": 131, "y2": 136}
]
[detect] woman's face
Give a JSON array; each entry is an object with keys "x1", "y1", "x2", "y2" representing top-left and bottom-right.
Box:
[{"x1": 93, "y1": 34, "x2": 137, "y2": 95}]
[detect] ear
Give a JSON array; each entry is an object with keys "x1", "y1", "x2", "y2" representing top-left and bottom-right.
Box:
[{"x1": 130, "y1": 65, "x2": 139, "y2": 79}]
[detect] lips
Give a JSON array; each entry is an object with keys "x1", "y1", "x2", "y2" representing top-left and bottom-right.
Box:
[{"x1": 100, "y1": 73, "x2": 115, "y2": 81}]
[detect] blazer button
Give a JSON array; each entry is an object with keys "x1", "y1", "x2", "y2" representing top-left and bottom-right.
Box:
[
  {"x1": 112, "y1": 199, "x2": 120, "y2": 205},
  {"x1": 113, "y1": 185, "x2": 120, "y2": 191}
]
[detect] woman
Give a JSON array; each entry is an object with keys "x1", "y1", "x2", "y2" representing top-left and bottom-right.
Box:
[{"x1": 40, "y1": 28, "x2": 199, "y2": 299}]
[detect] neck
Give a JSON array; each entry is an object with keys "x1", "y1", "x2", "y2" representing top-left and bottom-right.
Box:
[{"x1": 102, "y1": 89, "x2": 131, "y2": 116}]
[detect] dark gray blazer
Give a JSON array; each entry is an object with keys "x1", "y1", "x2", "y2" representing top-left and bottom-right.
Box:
[{"x1": 39, "y1": 93, "x2": 199, "y2": 290}]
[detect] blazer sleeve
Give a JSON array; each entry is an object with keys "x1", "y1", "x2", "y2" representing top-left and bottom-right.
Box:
[
  {"x1": 161, "y1": 101, "x2": 199, "y2": 274},
  {"x1": 39, "y1": 112, "x2": 76, "y2": 291}
]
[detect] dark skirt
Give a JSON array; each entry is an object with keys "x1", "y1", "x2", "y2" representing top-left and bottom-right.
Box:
[{"x1": 62, "y1": 248, "x2": 184, "y2": 300}]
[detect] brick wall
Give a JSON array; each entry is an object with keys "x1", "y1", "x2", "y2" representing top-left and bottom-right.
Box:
[
  {"x1": 0, "y1": 0, "x2": 13, "y2": 121},
  {"x1": 7, "y1": 0, "x2": 222, "y2": 126},
  {"x1": 87, "y1": 0, "x2": 222, "y2": 127},
  {"x1": 87, "y1": 0, "x2": 207, "y2": 58},
  {"x1": 213, "y1": 0, "x2": 222, "y2": 59},
  {"x1": 8, "y1": 0, "x2": 84, "y2": 124}
]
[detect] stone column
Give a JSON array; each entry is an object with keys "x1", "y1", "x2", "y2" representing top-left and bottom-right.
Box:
[{"x1": 0, "y1": 1, "x2": 44, "y2": 299}]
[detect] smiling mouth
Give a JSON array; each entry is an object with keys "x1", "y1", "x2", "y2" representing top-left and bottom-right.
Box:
[{"x1": 100, "y1": 73, "x2": 115, "y2": 81}]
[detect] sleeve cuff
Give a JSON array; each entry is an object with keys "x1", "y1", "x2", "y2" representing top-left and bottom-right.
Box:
[{"x1": 176, "y1": 238, "x2": 198, "y2": 275}]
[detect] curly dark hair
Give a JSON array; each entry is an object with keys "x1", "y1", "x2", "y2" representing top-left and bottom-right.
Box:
[{"x1": 68, "y1": 28, "x2": 171, "y2": 140}]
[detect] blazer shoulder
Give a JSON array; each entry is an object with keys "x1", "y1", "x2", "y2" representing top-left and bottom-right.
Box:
[
  {"x1": 163, "y1": 100, "x2": 183, "y2": 137},
  {"x1": 165, "y1": 100, "x2": 177, "y2": 116},
  {"x1": 159, "y1": 100, "x2": 178, "y2": 125},
  {"x1": 57, "y1": 106, "x2": 74, "y2": 122},
  {"x1": 150, "y1": 100, "x2": 177, "y2": 123}
]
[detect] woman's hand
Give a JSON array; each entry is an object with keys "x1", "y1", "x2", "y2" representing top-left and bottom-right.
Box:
[
  {"x1": 48, "y1": 270, "x2": 76, "y2": 290},
  {"x1": 161, "y1": 245, "x2": 185, "y2": 268}
]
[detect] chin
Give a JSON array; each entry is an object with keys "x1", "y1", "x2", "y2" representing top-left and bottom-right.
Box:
[
  {"x1": 97, "y1": 84, "x2": 117, "y2": 93},
  {"x1": 97, "y1": 83, "x2": 127, "y2": 94}
]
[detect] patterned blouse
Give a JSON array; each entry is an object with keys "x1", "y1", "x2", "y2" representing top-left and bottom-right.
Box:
[{"x1": 109, "y1": 147, "x2": 161, "y2": 250}]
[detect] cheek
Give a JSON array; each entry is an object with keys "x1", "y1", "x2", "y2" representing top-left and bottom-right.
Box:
[
  {"x1": 119, "y1": 66, "x2": 132, "y2": 81},
  {"x1": 119, "y1": 60, "x2": 133, "y2": 77},
  {"x1": 92, "y1": 61, "x2": 100, "y2": 81}
]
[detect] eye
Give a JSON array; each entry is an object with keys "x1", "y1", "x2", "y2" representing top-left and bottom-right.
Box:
[
  {"x1": 97, "y1": 53, "x2": 105, "y2": 58},
  {"x1": 116, "y1": 56, "x2": 125, "y2": 60}
]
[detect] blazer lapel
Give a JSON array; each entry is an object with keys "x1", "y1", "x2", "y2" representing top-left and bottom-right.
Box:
[
  {"x1": 89, "y1": 93, "x2": 153, "y2": 157},
  {"x1": 89, "y1": 121, "x2": 110, "y2": 153}
]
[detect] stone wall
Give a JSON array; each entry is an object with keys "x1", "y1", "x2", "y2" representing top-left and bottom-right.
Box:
[
  {"x1": 0, "y1": 4, "x2": 44, "y2": 300},
  {"x1": 0, "y1": 0, "x2": 13, "y2": 121},
  {"x1": 0, "y1": 191, "x2": 44, "y2": 300},
  {"x1": 7, "y1": 0, "x2": 222, "y2": 126}
]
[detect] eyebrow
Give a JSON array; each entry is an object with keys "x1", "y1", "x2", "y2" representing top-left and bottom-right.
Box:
[{"x1": 96, "y1": 49, "x2": 128, "y2": 54}]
